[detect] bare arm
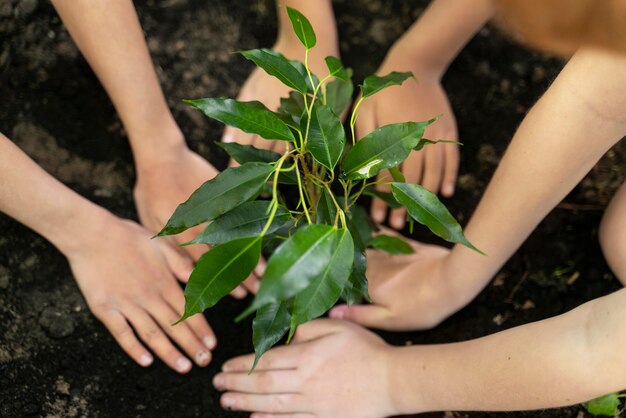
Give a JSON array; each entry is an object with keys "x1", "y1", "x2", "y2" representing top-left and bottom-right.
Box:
[{"x1": 0, "y1": 133, "x2": 215, "y2": 373}]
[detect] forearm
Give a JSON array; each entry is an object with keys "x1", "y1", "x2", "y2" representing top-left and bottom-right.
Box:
[
  {"x1": 390, "y1": 0, "x2": 494, "y2": 77},
  {"x1": 51, "y1": 0, "x2": 185, "y2": 166},
  {"x1": 0, "y1": 134, "x2": 114, "y2": 255},
  {"x1": 444, "y1": 48, "x2": 626, "y2": 306},
  {"x1": 392, "y1": 287, "x2": 626, "y2": 413}
]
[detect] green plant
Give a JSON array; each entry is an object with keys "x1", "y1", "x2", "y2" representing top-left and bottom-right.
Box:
[
  {"x1": 157, "y1": 7, "x2": 481, "y2": 368},
  {"x1": 586, "y1": 393, "x2": 625, "y2": 417}
]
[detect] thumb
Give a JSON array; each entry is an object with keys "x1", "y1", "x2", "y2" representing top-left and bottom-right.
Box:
[
  {"x1": 328, "y1": 304, "x2": 391, "y2": 328},
  {"x1": 156, "y1": 239, "x2": 195, "y2": 283}
]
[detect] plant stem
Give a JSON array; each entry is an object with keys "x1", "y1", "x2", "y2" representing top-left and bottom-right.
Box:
[
  {"x1": 295, "y1": 158, "x2": 312, "y2": 224},
  {"x1": 349, "y1": 96, "x2": 365, "y2": 145},
  {"x1": 324, "y1": 183, "x2": 347, "y2": 229}
]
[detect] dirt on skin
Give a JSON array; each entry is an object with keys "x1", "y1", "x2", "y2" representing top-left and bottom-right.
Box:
[{"x1": 1, "y1": 0, "x2": 625, "y2": 417}]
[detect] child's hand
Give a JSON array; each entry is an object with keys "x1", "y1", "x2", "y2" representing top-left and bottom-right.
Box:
[
  {"x1": 133, "y1": 145, "x2": 262, "y2": 298},
  {"x1": 68, "y1": 217, "x2": 216, "y2": 373},
  {"x1": 357, "y1": 53, "x2": 459, "y2": 230},
  {"x1": 213, "y1": 319, "x2": 401, "y2": 418},
  {"x1": 329, "y1": 239, "x2": 465, "y2": 331}
]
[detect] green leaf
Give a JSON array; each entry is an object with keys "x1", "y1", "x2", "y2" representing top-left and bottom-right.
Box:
[
  {"x1": 187, "y1": 201, "x2": 291, "y2": 245},
  {"x1": 316, "y1": 188, "x2": 338, "y2": 225},
  {"x1": 342, "y1": 121, "x2": 431, "y2": 180},
  {"x1": 341, "y1": 249, "x2": 370, "y2": 304},
  {"x1": 251, "y1": 301, "x2": 291, "y2": 370},
  {"x1": 391, "y1": 183, "x2": 484, "y2": 254},
  {"x1": 368, "y1": 235, "x2": 414, "y2": 255},
  {"x1": 177, "y1": 237, "x2": 261, "y2": 322},
  {"x1": 363, "y1": 187, "x2": 401, "y2": 209},
  {"x1": 240, "y1": 49, "x2": 308, "y2": 94},
  {"x1": 237, "y1": 224, "x2": 336, "y2": 319},
  {"x1": 346, "y1": 204, "x2": 378, "y2": 251},
  {"x1": 586, "y1": 393, "x2": 622, "y2": 416},
  {"x1": 289, "y1": 228, "x2": 354, "y2": 336},
  {"x1": 286, "y1": 7, "x2": 316, "y2": 49},
  {"x1": 187, "y1": 98, "x2": 295, "y2": 142},
  {"x1": 290, "y1": 60, "x2": 319, "y2": 93},
  {"x1": 360, "y1": 71, "x2": 414, "y2": 98},
  {"x1": 217, "y1": 142, "x2": 280, "y2": 165},
  {"x1": 306, "y1": 104, "x2": 346, "y2": 170},
  {"x1": 157, "y1": 162, "x2": 274, "y2": 236},
  {"x1": 325, "y1": 72, "x2": 354, "y2": 116},
  {"x1": 325, "y1": 56, "x2": 349, "y2": 81},
  {"x1": 278, "y1": 91, "x2": 306, "y2": 125}
]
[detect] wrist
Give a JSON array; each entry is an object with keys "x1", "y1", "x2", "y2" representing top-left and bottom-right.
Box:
[
  {"x1": 127, "y1": 119, "x2": 190, "y2": 171},
  {"x1": 51, "y1": 202, "x2": 119, "y2": 257},
  {"x1": 387, "y1": 345, "x2": 431, "y2": 415},
  {"x1": 384, "y1": 39, "x2": 447, "y2": 81}
]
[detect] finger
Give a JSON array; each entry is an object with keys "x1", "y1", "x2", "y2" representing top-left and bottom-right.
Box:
[
  {"x1": 421, "y1": 146, "x2": 444, "y2": 194},
  {"x1": 292, "y1": 318, "x2": 347, "y2": 343},
  {"x1": 328, "y1": 304, "x2": 392, "y2": 329},
  {"x1": 222, "y1": 345, "x2": 302, "y2": 372},
  {"x1": 213, "y1": 369, "x2": 299, "y2": 394},
  {"x1": 371, "y1": 171, "x2": 392, "y2": 224},
  {"x1": 220, "y1": 392, "x2": 304, "y2": 414},
  {"x1": 126, "y1": 308, "x2": 193, "y2": 374},
  {"x1": 162, "y1": 282, "x2": 217, "y2": 350},
  {"x1": 149, "y1": 299, "x2": 212, "y2": 367},
  {"x1": 242, "y1": 274, "x2": 261, "y2": 294},
  {"x1": 97, "y1": 309, "x2": 154, "y2": 367},
  {"x1": 155, "y1": 239, "x2": 194, "y2": 283},
  {"x1": 222, "y1": 126, "x2": 240, "y2": 168},
  {"x1": 389, "y1": 207, "x2": 407, "y2": 230},
  {"x1": 442, "y1": 143, "x2": 460, "y2": 197},
  {"x1": 230, "y1": 285, "x2": 248, "y2": 299}
]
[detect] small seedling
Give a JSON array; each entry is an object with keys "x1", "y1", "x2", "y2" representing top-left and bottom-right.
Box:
[{"x1": 157, "y1": 7, "x2": 481, "y2": 368}]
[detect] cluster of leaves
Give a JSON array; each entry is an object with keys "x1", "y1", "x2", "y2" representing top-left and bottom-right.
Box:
[{"x1": 157, "y1": 7, "x2": 480, "y2": 368}]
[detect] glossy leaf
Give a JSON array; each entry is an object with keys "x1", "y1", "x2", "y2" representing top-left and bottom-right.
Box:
[
  {"x1": 325, "y1": 72, "x2": 354, "y2": 116},
  {"x1": 341, "y1": 249, "x2": 370, "y2": 304},
  {"x1": 586, "y1": 393, "x2": 622, "y2": 416},
  {"x1": 286, "y1": 7, "x2": 316, "y2": 49},
  {"x1": 217, "y1": 142, "x2": 280, "y2": 165},
  {"x1": 177, "y1": 237, "x2": 261, "y2": 322},
  {"x1": 290, "y1": 228, "x2": 354, "y2": 336},
  {"x1": 186, "y1": 98, "x2": 295, "y2": 142},
  {"x1": 252, "y1": 301, "x2": 291, "y2": 370},
  {"x1": 369, "y1": 234, "x2": 414, "y2": 255},
  {"x1": 363, "y1": 187, "x2": 401, "y2": 209},
  {"x1": 306, "y1": 104, "x2": 346, "y2": 170},
  {"x1": 360, "y1": 71, "x2": 414, "y2": 98},
  {"x1": 278, "y1": 91, "x2": 306, "y2": 125},
  {"x1": 237, "y1": 224, "x2": 336, "y2": 319},
  {"x1": 391, "y1": 183, "x2": 484, "y2": 254},
  {"x1": 346, "y1": 204, "x2": 377, "y2": 251},
  {"x1": 241, "y1": 49, "x2": 308, "y2": 94},
  {"x1": 188, "y1": 201, "x2": 291, "y2": 245},
  {"x1": 325, "y1": 56, "x2": 349, "y2": 81},
  {"x1": 316, "y1": 188, "x2": 338, "y2": 225},
  {"x1": 157, "y1": 162, "x2": 274, "y2": 236},
  {"x1": 342, "y1": 121, "x2": 431, "y2": 180}
]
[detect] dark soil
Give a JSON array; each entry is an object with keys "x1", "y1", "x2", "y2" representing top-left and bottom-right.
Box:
[{"x1": 1, "y1": 0, "x2": 625, "y2": 417}]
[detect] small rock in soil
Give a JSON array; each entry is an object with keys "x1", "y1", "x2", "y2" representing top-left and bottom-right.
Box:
[
  {"x1": 0, "y1": 2, "x2": 12, "y2": 17},
  {"x1": 0, "y1": 265, "x2": 9, "y2": 289},
  {"x1": 39, "y1": 308, "x2": 76, "y2": 339},
  {"x1": 476, "y1": 144, "x2": 500, "y2": 166}
]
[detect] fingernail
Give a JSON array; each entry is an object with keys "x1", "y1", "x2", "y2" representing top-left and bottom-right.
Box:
[
  {"x1": 213, "y1": 374, "x2": 224, "y2": 389},
  {"x1": 139, "y1": 353, "x2": 153, "y2": 367},
  {"x1": 251, "y1": 280, "x2": 261, "y2": 293},
  {"x1": 203, "y1": 336, "x2": 216, "y2": 350},
  {"x1": 373, "y1": 209, "x2": 385, "y2": 223},
  {"x1": 176, "y1": 357, "x2": 192, "y2": 373},
  {"x1": 221, "y1": 395, "x2": 235, "y2": 408},
  {"x1": 222, "y1": 134, "x2": 234, "y2": 143},
  {"x1": 329, "y1": 306, "x2": 346, "y2": 319},
  {"x1": 196, "y1": 350, "x2": 211, "y2": 366},
  {"x1": 391, "y1": 216, "x2": 405, "y2": 229},
  {"x1": 256, "y1": 262, "x2": 266, "y2": 277},
  {"x1": 222, "y1": 362, "x2": 234, "y2": 372},
  {"x1": 444, "y1": 184, "x2": 455, "y2": 196}
]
